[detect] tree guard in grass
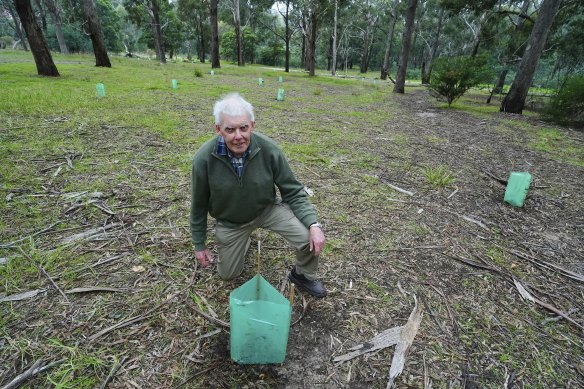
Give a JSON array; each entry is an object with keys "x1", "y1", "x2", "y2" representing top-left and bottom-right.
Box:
[
  {"x1": 229, "y1": 274, "x2": 292, "y2": 364},
  {"x1": 504, "y1": 172, "x2": 532, "y2": 207},
  {"x1": 96, "y1": 83, "x2": 105, "y2": 97}
]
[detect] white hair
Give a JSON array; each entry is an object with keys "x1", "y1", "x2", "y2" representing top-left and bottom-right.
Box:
[{"x1": 213, "y1": 93, "x2": 255, "y2": 125}]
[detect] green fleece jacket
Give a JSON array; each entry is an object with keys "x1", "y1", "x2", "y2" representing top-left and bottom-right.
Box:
[{"x1": 190, "y1": 132, "x2": 317, "y2": 250}]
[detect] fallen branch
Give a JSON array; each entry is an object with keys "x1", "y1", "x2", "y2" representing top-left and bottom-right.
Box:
[
  {"x1": 17, "y1": 246, "x2": 69, "y2": 303},
  {"x1": 88, "y1": 277, "x2": 196, "y2": 342},
  {"x1": 98, "y1": 356, "x2": 129, "y2": 389},
  {"x1": 513, "y1": 279, "x2": 584, "y2": 331},
  {"x1": 1, "y1": 358, "x2": 66, "y2": 389},
  {"x1": 381, "y1": 179, "x2": 414, "y2": 196},
  {"x1": 332, "y1": 294, "x2": 423, "y2": 387},
  {"x1": 185, "y1": 298, "x2": 230, "y2": 328},
  {"x1": 61, "y1": 222, "x2": 123, "y2": 245},
  {"x1": 460, "y1": 215, "x2": 489, "y2": 230},
  {"x1": 0, "y1": 221, "x2": 63, "y2": 248},
  {"x1": 0, "y1": 289, "x2": 46, "y2": 303},
  {"x1": 333, "y1": 326, "x2": 403, "y2": 363},
  {"x1": 63, "y1": 253, "x2": 130, "y2": 277},
  {"x1": 387, "y1": 296, "x2": 423, "y2": 389},
  {"x1": 65, "y1": 287, "x2": 127, "y2": 294},
  {"x1": 503, "y1": 246, "x2": 584, "y2": 283},
  {"x1": 291, "y1": 294, "x2": 309, "y2": 327}
]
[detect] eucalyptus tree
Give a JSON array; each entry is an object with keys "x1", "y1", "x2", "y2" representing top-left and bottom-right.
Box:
[
  {"x1": 224, "y1": 0, "x2": 244, "y2": 65},
  {"x1": 115, "y1": 3, "x2": 142, "y2": 56},
  {"x1": 546, "y1": 0, "x2": 584, "y2": 82},
  {"x1": 83, "y1": 0, "x2": 111, "y2": 66},
  {"x1": 272, "y1": 0, "x2": 293, "y2": 72},
  {"x1": 45, "y1": 0, "x2": 68, "y2": 54},
  {"x1": 124, "y1": 0, "x2": 167, "y2": 63},
  {"x1": 380, "y1": 0, "x2": 399, "y2": 80},
  {"x1": 501, "y1": 0, "x2": 563, "y2": 113},
  {"x1": 0, "y1": 0, "x2": 28, "y2": 50},
  {"x1": 13, "y1": 0, "x2": 59, "y2": 75},
  {"x1": 331, "y1": 0, "x2": 338, "y2": 75},
  {"x1": 356, "y1": 0, "x2": 380, "y2": 73},
  {"x1": 177, "y1": 0, "x2": 210, "y2": 62},
  {"x1": 394, "y1": 0, "x2": 418, "y2": 93},
  {"x1": 210, "y1": 0, "x2": 220, "y2": 67}
]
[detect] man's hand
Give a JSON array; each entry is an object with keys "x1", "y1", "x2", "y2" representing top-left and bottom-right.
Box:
[
  {"x1": 195, "y1": 249, "x2": 214, "y2": 267},
  {"x1": 309, "y1": 226, "x2": 325, "y2": 256}
]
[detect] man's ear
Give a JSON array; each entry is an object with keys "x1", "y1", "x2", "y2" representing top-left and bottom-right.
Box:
[
  {"x1": 214, "y1": 124, "x2": 222, "y2": 134},
  {"x1": 250, "y1": 121, "x2": 256, "y2": 130}
]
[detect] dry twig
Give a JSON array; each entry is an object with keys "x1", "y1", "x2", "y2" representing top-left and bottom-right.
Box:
[{"x1": 1, "y1": 358, "x2": 66, "y2": 389}]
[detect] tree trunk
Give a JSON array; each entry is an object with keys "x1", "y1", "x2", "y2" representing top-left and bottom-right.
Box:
[
  {"x1": 210, "y1": 0, "x2": 220, "y2": 68},
  {"x1": 487, "y1": 67, "x2": 509, "y2": 103},
  {"x1": 45, "y1": 0, "x2": 68, "y2": 54},
  {"x1": 331, "y1": 0, "x2": 338, "y2": 76},
  {"x1": 233, "y1": 0, "x2": 243, "y2": 66},
  {"x1": 33, "y1": 0, "x2": 47, "y2": 33},
  {"x1": 13, "y1": 0, "x2": 59, "y2": 76},
  {"x1": 422, "y1": 7, "x2": 444, "y2": 83},
  {"x1": 82, "y1": 0, "x2": 110, "y2": 67},
  {"x1": 6, "y1": 2, "x2": 29, "y2": 51},
  {"x1": 380, "y1": 0, "x2": 399, "y2": 80},
  {"x1": 284, "y1": 0, "x2": 290, "y2": 72},
  {"x1": 307, "y1": 0, "x2": 317, "y2": 76},
  {"x1": 501, "y1": 0, "x2": 562, "y2": 113},
  {"x1": 394, "y1": 0, "x2": 418, "y2": 93},
  {"x1": 148, "y1": 0, "x2": 166, "y2": 64}
]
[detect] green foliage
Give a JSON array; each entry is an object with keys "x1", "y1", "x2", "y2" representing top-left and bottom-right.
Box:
[
  {"x1": 429, "y1": 55, "x2": 493, "y2": 106},
  {"x1": 0, "y1": 35, "x2": 13, "y2": 48},
  {"x1": 194, "y1": 67, "x2": 203, "y2": 77},
  {"x1": 423, "y1": 165, "x2": 455, "y2": 188},
  {"x1": 542, "y1": 75, "x2": 584, "y2": 128},
  {"x1": 47, "y1": 24, "x2": 92, "y2": 53}
]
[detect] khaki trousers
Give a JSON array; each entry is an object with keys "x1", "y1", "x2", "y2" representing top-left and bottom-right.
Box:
[{"x1": 215, "y1": 202, "x2": 319, "y2": 281}]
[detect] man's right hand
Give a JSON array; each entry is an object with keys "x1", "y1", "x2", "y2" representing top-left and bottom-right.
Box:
[{"x1": 195, "y1": 249, "x2": 214, "y2": 267}]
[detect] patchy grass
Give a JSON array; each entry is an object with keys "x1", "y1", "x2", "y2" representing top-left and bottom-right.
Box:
[
  {"x1": 1, "y1": 50, "x2": 583, "y2": 389},
  {"x1": 423, "y1": 165, "x2": 455, "y2": 188}
]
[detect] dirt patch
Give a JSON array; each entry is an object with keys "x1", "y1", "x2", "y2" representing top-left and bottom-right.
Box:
[{"x1": 1, "y1": 81, "x2": 583, "y2": 389}]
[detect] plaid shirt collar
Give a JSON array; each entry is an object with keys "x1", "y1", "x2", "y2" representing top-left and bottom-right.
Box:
[{"x1": 216, "y1": 136, "x2": 250, "y2": 177}]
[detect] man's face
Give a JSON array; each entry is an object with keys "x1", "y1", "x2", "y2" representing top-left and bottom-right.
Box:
[{"x1": 215, "y1": 114, "x2": 255, "y2": 157}]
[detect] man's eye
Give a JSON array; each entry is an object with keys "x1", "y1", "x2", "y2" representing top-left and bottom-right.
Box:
[
  {"x1": 239, "y1": 125, "x2": 249, "y2": 131},
  {"x1": 225, "y1": 127, "x2": 235, "y2": 133}
]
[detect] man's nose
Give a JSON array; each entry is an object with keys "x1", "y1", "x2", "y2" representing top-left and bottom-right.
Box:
[{"x1": 234, "y1": 129, "x2": 243, "y2": 138}]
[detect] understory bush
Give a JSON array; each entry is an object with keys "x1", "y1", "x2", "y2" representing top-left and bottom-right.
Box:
[
  {"x1": 429, "y1": 55, "x2": 492, "y2": 106},
  {"x1": 542, "y1": 75, "x2": 584, "y2": 128}
]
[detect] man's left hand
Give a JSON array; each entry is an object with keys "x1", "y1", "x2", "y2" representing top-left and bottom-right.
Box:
[{"x1": 309, "y1": 226, "x2": 325, "y2": 256}]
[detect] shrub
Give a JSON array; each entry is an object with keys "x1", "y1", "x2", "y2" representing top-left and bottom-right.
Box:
[
  {"x1": 194, "y1": 68, "x2": 203, "y2": 78},
  {"x1": 429, "y1": 55, "x2": 493, "y2": 106},
  {"x1": 0, "y1": 36, "x2": 14, "y2": 49},
  {"x1": 542, "y1": 75, "x2": 584, "y2": 128}
]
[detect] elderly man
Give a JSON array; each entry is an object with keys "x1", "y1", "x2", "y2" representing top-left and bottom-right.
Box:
[{"x1": 190, "y1": 93, "x2": 327, "y2": 297}]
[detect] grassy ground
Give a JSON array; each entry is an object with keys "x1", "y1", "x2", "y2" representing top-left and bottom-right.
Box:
[{"x1": 1, "y1": 50, "x2": 583, "y2": 388}]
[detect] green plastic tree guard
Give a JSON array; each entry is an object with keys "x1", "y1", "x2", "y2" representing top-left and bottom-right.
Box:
[
  {"x1": 278, "y1": 76, "x2": 283, "y2": 82},
  {"x1": 230, "y1": 274, "x2": 292, "y2": 364},
  {"x1": 96, "y1": 83, "x2": 105, "y2": 97},
  {"x1": 277, "y1": 88, "x2": 285, "y2": 101},
  {"x1": 258, "y1": 78, "x2": 264, "y2": 86},
  {"x1": 504, "y1": 172, "x2": 532, "y2": 207},
  {"x1": 171, "y1": 79, "x2": 178, "y2": 89}
]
